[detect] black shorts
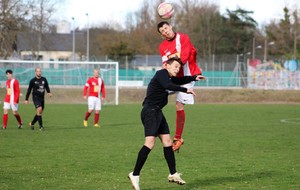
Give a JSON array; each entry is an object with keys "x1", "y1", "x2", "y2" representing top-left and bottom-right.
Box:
[
  {"x1": 33, "y1": 98, "x2": 45, "y2": 109},
  {"x1": 140, "y1": 106, "x2": 170, "y2": 137}
]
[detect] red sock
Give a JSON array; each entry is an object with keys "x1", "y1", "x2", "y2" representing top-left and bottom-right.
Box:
[
  {"x1": 94, "y1": 113, "x2": 99, "y2": 124},
  {"x1": 175, "y1": 110, "x2": 185, "y2": 139},
  {"x1": 3, "y1": 114, "x2": 8, "y2": 128},
  {"x1": 14, "y1": 113, "x2": 22, "y2": 125},
  {"x1": 84, "y1": 112, "x2": 91, "y2": 120}
]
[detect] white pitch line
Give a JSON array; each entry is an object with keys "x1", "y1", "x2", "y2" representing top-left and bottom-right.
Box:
[{"x1": 280, "y1": 118, "x2": 300, "y2": 125}]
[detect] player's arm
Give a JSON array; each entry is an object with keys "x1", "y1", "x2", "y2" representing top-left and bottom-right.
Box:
[
  {"x1": 83, "y1": 81, "x2": 89, "y2": 99},
  {"x1": 45, "y1": 78, "x2": 52, "y2": 97},
  {"x1": 162, "y1": 34, "x2": 191, "y2": 64},
  {"x1": 25, "y1": 79, "x2": 33, "y2": 103},
  {"x1": 171, "y1": 74, "x2": 206, "y2": 85},
  {"x1": 14, "y1": 79, "x2": 20, "y2": 104},
  {"x1": 178, "y1": 34, "x2": 192, "y2": 64},
  {"x1": 100, "y1": 79, "x2": 106, "y2": 100},
  {"x1": 158, "y1": 70, "x2": 189, "y2": 93},
  {"x1": 159, "y1": 45, "x2": 168, "y2": 68},
  {"x1": 166, "y1": 82, "x2": 196, "y2": 96},
  {"x1": 167, "y1": 52, "x2": 180, "y2": 59}
]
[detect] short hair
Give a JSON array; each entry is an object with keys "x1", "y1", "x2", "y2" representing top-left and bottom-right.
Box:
[
  {"x1": 157, "y1": 21, "x2": 170, "y2": 33},
  {"x1": 5, "y1": 69, "x2": 13, "y2": 74},
  {"x1": 166, "y1": 57, "x2": 183, "y2": 65}
]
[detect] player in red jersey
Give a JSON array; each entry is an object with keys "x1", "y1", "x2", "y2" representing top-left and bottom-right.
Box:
[
  {"x1": 83, "y1": 69, "x2": 106, "y2": 128},
  {"x1": 157, "y1": 21, "x2": 204, "y2": 152},
  {"x1": 2, "y1": 69, "x2": 23, "y2": 129}
]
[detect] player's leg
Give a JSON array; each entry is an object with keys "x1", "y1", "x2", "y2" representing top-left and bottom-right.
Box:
[
  {"x1": 30, "y1": 99, "x2": 42, "y2": 130},
  {"x1": 158, "y1": 115, "x2": 175, "y2": 173},
  {"x1": 175, "y1": 101, "x2": 185, "y2": 139},
  {"x1": 36, "y1": 106, "x2": 44, "y2": 130},
  {"x1": 129, "y1": 107, "x2": 159, "y2": 190},
  {"x1": 34, "y1": 100, "x2": 45, "y2": 130},
  {"x1": 84, "y1": 96, "x2": 94, "y2": 127},
  {"x1": 129, "y1": 136, "x2": 154, "y2": 190},
  {"x1": 173, "y1": 97, "x2": 186, "y2": 152},
  {"x1": 12, "y1": 103, "x2": 22, "y2": 129},
  {"x1": 132, "y1": 107, "x2": 158, "y2": 174},
  {"x1": 29, "y1": 113, "x2": 38, "y2": 129},
  {"x1": 93, "y1": 98, "x2": 101, "y2": 127},
  {"x1": 3, "y1": 102, "x2": 10, "y2": 129},
  {"x1": 134, "y1": 136, "x2": 155, "y2": 173},
  {"x1": 173, "y1": 82, "x2": 195, "y2": 151},
  {"x1": 159, "y1": 116, "x2": 186, "y2": 185}
]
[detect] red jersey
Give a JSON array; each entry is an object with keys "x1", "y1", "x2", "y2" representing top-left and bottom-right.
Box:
[
  {"x1": 4, "y1": 78, "x2": 20, "y2": 104},
  {"x1": 83, "y1": 77, "x2": 106, "y2": 98},
  {"x1": 159, "y1": 32, "x2": 202, "y2": 77}
]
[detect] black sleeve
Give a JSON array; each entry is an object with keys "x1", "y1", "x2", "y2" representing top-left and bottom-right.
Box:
[
  {"x1": 171, "y1": 76, "x2": 196, "y2": 85},
  {"x1": 44, "y1": 78, "x2": 51, "y2": 93},
  {"x1": 25, "y1": 79, "x2": 34, "y2": 100},
  {"x1": 157, "y1": 70, "x2": 188, "y2": 93}
]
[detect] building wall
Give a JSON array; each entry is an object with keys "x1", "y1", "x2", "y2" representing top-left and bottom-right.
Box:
[{"x1": 20, "y1": 50, "x2": 74, "y2": 61}]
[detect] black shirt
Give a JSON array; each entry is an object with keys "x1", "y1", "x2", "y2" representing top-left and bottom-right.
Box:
[
  {"x1": 142, "y1": 69, "x2": 196, "y2": 109},
  {"x1": 25, "y1": 76, "x2": 51, "y2": 101}
]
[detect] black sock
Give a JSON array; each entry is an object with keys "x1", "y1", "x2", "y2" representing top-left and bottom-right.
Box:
[
  {"x1": 133, "y1": 145, "x2": 151, "y2": 176},
  {"x1": 31, "y1": 115, "x2": 38, "y2": 125},
  {"x1": 37, "y1": 115, "x2": 43, "y2": 128},
  {"x1": 164, "y1": 146, "x2": 176, "y2": 175}
]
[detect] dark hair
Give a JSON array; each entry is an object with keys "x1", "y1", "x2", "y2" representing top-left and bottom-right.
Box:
[
  {"x1": 166, "y1": 57, "x2": 183, "y2": 65},
  {"x1": 157, "y1": 21, "x2": 170, "y2": 33},
  {"x1": 5, "y1": 69, "x2": 13, "y2": 74}
]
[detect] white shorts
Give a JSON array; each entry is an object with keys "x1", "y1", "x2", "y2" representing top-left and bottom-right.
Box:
[
  {"x1": 176, "y1": 81, "x2": 195, "y2": 104},
  {"x1": 88, "y1": 96, "x2": 102, "y2": 111},
  {"x1": 3, "y1": 102, "x2": 19, "y2": 111}
]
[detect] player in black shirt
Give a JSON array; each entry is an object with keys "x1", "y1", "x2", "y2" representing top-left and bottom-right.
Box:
[
  {"x1": 128, "y1": 57, "x2": 205, "y2": 190},
  {"x1": 25, "y1": 67, "x2": 52, "y2": 130}
]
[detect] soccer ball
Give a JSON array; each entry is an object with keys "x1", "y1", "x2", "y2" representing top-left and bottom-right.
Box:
[{"x1": 157, "y1": 2, "x2": 174, "y2": 20}]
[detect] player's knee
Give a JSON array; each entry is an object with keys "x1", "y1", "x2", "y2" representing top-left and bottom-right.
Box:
[
  {"x1": 176, "y1": 102, "x2": 184, "y2": 110},
  {"x1": 37, "y1": 107, "x2": 43, "y2": 114},
  {"x1": 162, "y1": 140, "x2": 172, "y2": 147},
  {"x1": 160, "y1": 134, "x2": 172, "y2": 146},
  {"x1": 144, "y1": 137, "x2": 156, "y2": 149}
]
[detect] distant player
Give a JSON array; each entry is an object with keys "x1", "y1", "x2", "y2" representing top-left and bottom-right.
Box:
[
  {"x1": 157, "y1": 21, "x2": 203, "y2": 152},
  {"x1": 25, "y1": 67, "x2": 52, "y2": 131},
  {"x1": 2, "y1": 69, "x2": 23, "y2": 129},
  {"x1": 83, "y1": 69, "x2": 106, "y2": 128},
  {"x1": 128, "y1": 57, "x2": 205, "y2": 190}
]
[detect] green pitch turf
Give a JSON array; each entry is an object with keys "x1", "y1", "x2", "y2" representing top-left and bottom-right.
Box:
[{"x1": 0, "y1": 104, "x2": 299, "y2": 190}]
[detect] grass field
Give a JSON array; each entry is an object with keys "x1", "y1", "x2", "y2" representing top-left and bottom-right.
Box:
[{"x1": 0, "y1": 103, "x2": 299, "y2": 190}]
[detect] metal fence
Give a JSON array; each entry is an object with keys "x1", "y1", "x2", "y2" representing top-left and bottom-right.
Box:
[{"x1": 1, "y1": 54, "x2": 298, "y2": 89}]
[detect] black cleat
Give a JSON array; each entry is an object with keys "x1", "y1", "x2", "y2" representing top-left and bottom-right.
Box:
[{"x1": 18, "y1": 124, "x2": 23, "y2": 129}]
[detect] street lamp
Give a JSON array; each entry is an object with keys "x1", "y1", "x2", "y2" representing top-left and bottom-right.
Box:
[
  {"x1": 252, "y1": 37, "x2": 256, "y2": 59},
  {"x1": 86, "y1": 13, "x2": 89, "y2": 61},
  {"x1": 263, "y1": 40, "x2": 275, "y2": 62},
  {"x1": 72, "y1": 17, "x2": 75, "y2": 61}
]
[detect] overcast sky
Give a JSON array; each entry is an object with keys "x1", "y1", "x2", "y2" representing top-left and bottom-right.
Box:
[{"x1": 57, "y1": 0, "x2": 299, "y2": 29}]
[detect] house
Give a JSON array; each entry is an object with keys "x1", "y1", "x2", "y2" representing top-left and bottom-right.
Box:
[
  {"x1": 131, "y1": 55, "x2": 162, "y2": 71},
  {"x1": 16, "y1": 30, "x2": 86, "y2": 62}
]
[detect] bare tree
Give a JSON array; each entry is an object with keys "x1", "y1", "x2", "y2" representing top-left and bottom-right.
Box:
[
  {"x1": 24, "y1": 0, "x2": 63, "y2": 59},
  {"x1": 0, "y1": 0, "x2": 29, "y2": 58},
  {"x1": 292, "y1": 10, "x2": 299, "y2": 59},
  {"x1": 265, "y1": 7, "x2": 299, "y2": 59}
]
